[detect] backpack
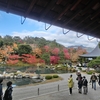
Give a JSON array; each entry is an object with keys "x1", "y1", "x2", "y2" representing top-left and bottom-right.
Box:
[{"x1": 82, "y1": 79, "x2": 88, "y2": 86}]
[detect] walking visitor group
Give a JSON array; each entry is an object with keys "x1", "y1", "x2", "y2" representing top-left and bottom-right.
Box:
[{"x1": 68, "y1": 71, "x2": 100, "y2": 95}]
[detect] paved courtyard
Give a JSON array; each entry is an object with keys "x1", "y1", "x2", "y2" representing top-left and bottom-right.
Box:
[{"x1": 12, "y1": 72, "x2": 100, "y2": 100}]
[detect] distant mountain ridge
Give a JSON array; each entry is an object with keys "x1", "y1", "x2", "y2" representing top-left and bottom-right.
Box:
[{"x1": 67, "y1": 45, "x2": 94, "y2": 53}]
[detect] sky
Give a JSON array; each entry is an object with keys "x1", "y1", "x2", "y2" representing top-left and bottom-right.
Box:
[{"x1": 0, "y1": 11, "x2": 99, "y2": 48}]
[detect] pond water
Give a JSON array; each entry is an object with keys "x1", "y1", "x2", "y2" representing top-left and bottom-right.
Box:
[{"x1": 3, "y1": 78, "x2": 43, "y2": 87}]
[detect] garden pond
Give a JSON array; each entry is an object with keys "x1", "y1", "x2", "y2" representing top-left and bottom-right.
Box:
[{"x1": 3, "y1": 78, "x2": 43, "y2": 87}]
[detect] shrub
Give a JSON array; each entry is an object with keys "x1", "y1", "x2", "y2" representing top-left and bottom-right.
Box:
[
  {"x1": 78, "y1": 67, "x2": 82, "y2": 70},
  {"x1": 45, "y1": 75, "x2": 52, "y2": 80},
  {"x1": 71, "y1": 68, "x2": 76, "y2": 72},
  {"x1": 86, "y1": 71, "x2": 93, "y2": 75},
  {"x1": 53, "y1": 75, "x2": 59, "y2": 78},
  {"x1": 82, "y1": 70, "x2": 86, "y2": 72}
]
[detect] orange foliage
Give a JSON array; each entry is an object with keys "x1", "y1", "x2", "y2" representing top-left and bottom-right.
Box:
[
  {"x1": 68, "y1": 47, "x2": 87, "y2": 62},
  {"x1": 33, "y1": 48, "x2": 42, "y2": 56},
  {"x1": 13, "y1": 43, "x2": 18, "y2": 49}
]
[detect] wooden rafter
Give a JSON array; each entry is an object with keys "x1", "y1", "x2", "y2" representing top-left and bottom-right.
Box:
[
  {"x1": 80, "y1": 18, "x2": 99, "y2": 31},
  {"x1": 74, "y1": 15, "x2": 90, "y2": 28},
  {"x1": 7, "y1": 0, "x2": 13, "y2": 13},
  {"x1": 56, "y1": 0, "x2": 63, "y2": 5},
  {"x1": 91, "y1": 9, "x2": 100, "y2": 20},
  {"x1": 25, "y1": 0, "x2": 37, "y2": 17},
  {"x1": 64, "y1": 9, "x2": 82, "y2": 26},
  {"x1": 52, "y1": 4, "x2": 72, "y2": 23},
  {"x1": 40, "y1": 0, "x2": 57, "y2": 19},
  {"x1": 88, "y1": 24, "x2": 100, "y2": 33},
  {"x1": 70, "y1": 0, "x2": 82, "y2": 11}
]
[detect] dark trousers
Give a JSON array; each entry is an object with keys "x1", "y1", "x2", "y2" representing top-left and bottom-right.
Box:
[
  {"x1": 0, "y1": 96, "x2": 2, "y2": 100},
  {"x1": 69, "y1": 88, "x2": 72, "y2": 94},
  {"x1": 92, "y1": 81, "x2": 93, "y2": 88},
  {"x1": 98, "y1": 80, "x2": 100, "y2": 85}
]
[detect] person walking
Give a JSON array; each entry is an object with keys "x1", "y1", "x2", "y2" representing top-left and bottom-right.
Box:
[
  {"x1": 68, "y1": 75, "x2": 74, "y2": 95},
  {"x1": 3, "y1": 81, "x2": 13, "y2": 100},
  {"x1": 78, "y1": 77, "x2": 83, "y2": 94},
  {"x1": 0, "y1": 78, "x2": 3, "y2": 100},
  {"x1": 90, "y1": 73, "x2": 97, "y2": 90},
  {"x1": 82, "y1": 76, "x2": 88, "y2": 94}
]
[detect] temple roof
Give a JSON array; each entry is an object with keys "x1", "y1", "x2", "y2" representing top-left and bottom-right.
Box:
[{"x1": 80, "y1": 43, "x2": 100, "y2": 58}]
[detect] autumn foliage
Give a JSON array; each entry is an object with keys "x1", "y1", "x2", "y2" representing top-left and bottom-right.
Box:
[{"x1": 0, "y1": 41, "x2": 87, "y2": 65}]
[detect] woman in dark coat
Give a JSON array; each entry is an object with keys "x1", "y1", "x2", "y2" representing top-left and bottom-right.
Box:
[
  {"x1": 3, "y1": 81, "x2": 13, "y2": 100},
  {"x1": 78, "y1": 77, "x2": 83, "y2": 93}
]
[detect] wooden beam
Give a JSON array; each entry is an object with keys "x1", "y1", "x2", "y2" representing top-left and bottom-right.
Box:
[
  {"x1": 80, "y1": 0, "x2": 98, "y2": 16},
  {"x1": 88, "y1": 24, "x2": 100, "y2": 33},
  {"x1": 25, "y1": 0, "x2": 37, "y2": 17},
  {"x1": 70, "y1": 0, "x2": 82, "y2": 11},
  {"x1": 15, "y1": 0, "x2": 18, "y2": 6},
  {"x1": 7, "y1": 0, "x2": 13, "y2": 13},
  {"x1": 40, "y1": 0, "x2": 57, "y2": 19},
  {"x1": 80, "y1": 18, "x2": 99, "y2": 31},
  {"x1": 73, "y1": 15, "x2": 90, "y2": 28},
  {"x1": 56, "y1": 0, "x2": 63, "y2": 5},
  {"x1": 91, "y1": 9, "x2": 100, "y2": 20},
  {"x1": 64, "y1": 9, "x2": 82, "y2": 26},
  {"x1": 64, "y1": 0, "x2": 98, "y2": 26},
  {"x1": 52, "y1": 4, "x2": 72, "y2": 23}
]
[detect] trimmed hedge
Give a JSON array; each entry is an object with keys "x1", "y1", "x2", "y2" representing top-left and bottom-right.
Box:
[
  {"x1": 45, "y1": 75, "x2": 52, "y2": 80},
  {"x1": 86, "y1": 71, "x2": 92, "y2": 75},
  {"x1": 53, "y1": 75, "x2": 59, "y2": 78}
]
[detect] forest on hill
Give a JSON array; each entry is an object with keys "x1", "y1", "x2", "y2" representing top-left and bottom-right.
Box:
[{"x1": 0, "y1": 35, "x2": 87, "y2": 67}]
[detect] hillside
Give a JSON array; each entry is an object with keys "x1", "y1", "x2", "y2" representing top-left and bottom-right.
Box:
[{"x1": 0, "y1": 35, "x2": 88, "y2": 66}]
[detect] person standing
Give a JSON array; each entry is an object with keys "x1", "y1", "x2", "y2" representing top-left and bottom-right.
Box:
[
  {"x1": 0, "y1": 78, "x2": 3, "y2": 100},
  {"x1": 3, "y1": 81, "x2": 13, "y2": 100},
  {"x1": 68, "y1": 75, "x2": 74, "y2": 95},
  {"x1": 78, "y1": 77, "x2": 83, "y2": 93},
  {"x1": 90, "y1": 73, "x2": 97, "y2": 90},
  {"x1": 82, "y1": 76, "x2": 88, "y2": 94}
]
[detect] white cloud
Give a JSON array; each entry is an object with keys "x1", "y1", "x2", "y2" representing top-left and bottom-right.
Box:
[{"x1": 11, "y1": 19, "x2": 98, "y2": 48}]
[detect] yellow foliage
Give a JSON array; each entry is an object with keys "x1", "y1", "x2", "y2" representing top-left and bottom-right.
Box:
[{"x1": 33, "y1": 48, "x2": 42, "y2": 56}]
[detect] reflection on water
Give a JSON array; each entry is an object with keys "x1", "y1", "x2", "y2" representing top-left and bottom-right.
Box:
[{"x1": 3, "y1": 78, "x2": 42, "y2": 87}]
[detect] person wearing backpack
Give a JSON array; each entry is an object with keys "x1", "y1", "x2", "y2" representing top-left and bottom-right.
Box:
[
  {"x1": 0, "y1": 78, "x2": 3, "y2": 100},
  {"x1": 3, "y1": 81, "x2": 13, "y2": 100},
  {"x1": 90, "y1": 73, "x2": 97, "y2": 90},
  {"x1": 78, "y1": 77, "x2": 83, "y2": 94},
  {"x1": 82, "y1": 76, "x2": 88, "y2": 94}
]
